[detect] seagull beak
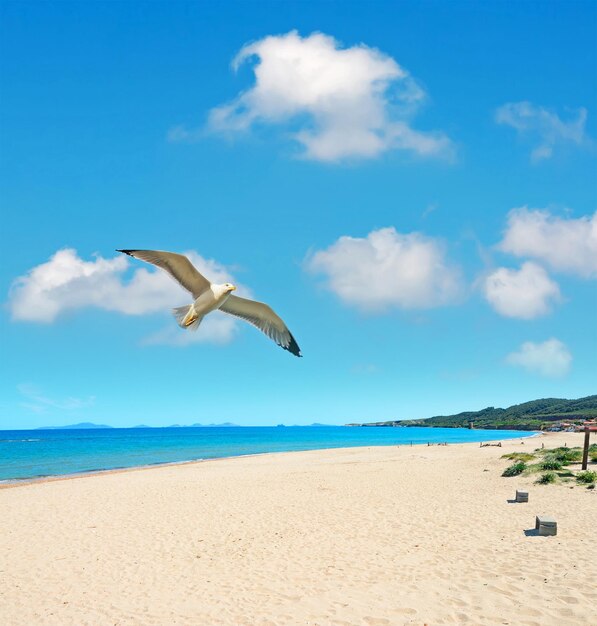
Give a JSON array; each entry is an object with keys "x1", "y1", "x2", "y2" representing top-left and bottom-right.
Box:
[{"x1": 230, "y1": 285, "x2": 237, "y2": 291}]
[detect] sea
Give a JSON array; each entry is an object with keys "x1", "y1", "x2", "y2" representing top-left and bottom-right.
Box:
[{"x1": 0, "y1": 426, "x2": 537, "y2": 482}]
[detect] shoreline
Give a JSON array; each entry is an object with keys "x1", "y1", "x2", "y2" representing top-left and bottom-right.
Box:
[
  {"x1": 0, "y1": 431, "x2": 541, "y2": 489},
  {"x1": 1, "y1": 430, "x2": 593, "y2": 626}
]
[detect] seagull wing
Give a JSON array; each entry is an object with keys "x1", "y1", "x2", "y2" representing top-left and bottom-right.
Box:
[
  {"x1": 219, "y1": 295, "x2": 302, "y2": 357},
  {"x1": 117, "y1": 249, "x2": 211, "y2": 298}
]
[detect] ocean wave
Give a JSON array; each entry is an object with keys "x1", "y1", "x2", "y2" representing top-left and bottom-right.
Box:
[{"x1": 0, "y1": 438, "x2": 41, "y2": 443}]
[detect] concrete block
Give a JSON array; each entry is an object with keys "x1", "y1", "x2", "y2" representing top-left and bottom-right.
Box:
[{"x1": 536, "y1": 515, "x2": 557, "y2": 536}]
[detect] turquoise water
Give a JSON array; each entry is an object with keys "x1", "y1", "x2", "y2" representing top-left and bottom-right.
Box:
[{"x1": 0, "y1": 426, "x2": 535, "y2": 482}]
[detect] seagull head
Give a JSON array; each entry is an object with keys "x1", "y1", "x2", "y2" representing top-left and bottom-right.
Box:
[{"x1": 224, "y1": 283, "x2": 237, "y2": 293}]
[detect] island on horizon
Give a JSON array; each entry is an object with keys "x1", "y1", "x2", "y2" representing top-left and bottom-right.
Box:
[
  {"x1": 31, "y1": 421, "x2": 338, "y2": 431},
  {"x1": 30, "y1": 397, "x2": 597, "y2": 432}
]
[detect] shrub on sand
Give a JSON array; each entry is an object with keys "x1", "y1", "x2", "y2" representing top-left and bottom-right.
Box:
[
  {"x1": 501, "y1": 452, "x2": 535, "y2": 462},
  {"x1": 554, "y1": 449, "x2": 582, "y2": 464},
  {"x1": 537, "y1": 472, "x2": 556, "y2": 484},
  {"x1": 536, "y1": 446, "x2": 583, "y2": 465},
  {"x1": 502, "y1": 461, "x2": 526, "y2": 477},
  {"x1": 541, "y1": 459, "x2": 563, "y2": 471},
  {"x1": 576, "y1": 470, "x2": 597, "y2": 484}
]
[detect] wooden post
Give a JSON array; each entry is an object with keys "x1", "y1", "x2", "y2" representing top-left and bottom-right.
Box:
[{"x1": 581, "y1": 427, "x2": 591, "y2": 470}]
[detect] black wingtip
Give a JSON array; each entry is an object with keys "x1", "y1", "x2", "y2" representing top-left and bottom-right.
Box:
[
  {"x1": 116, "y1": 249, "x2": 136, "y2": 256},
  {"x1": 285, "y1": 333, "x2": 302, "y2": 358}
]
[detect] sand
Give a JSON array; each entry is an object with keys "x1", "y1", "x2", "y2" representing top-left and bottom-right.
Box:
[{"x1": 1, "y1": 431, "x2": 595, "y2": 626}]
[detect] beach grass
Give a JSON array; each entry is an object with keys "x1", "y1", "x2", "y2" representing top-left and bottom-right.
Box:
[
  {"x1": 501, "y1": 452, "x2": 535, "y2": 462},
  {"x1": 502, "y1": 461, "x2": 526, "y2": 477},
  {"x1": 536, "y1": 471, "x2": 557, "y2": 484},
  {"x1": 576, "y1": 470, "x2": 597, "y2": 484},
  {"x1": 539, "y1": 447, "x2": 583, "y2": 464},
  {"x1": 540, "y1": 459, "x2": 563, "y2": 471},
  {"x1": 502, "y1": 442, "x2": 596, "y2": 486}
]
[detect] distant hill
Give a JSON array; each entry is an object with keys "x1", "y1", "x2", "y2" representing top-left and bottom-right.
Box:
[
  {"x1": 36, "y1": 422, "x2": 242, "y2": 430},
  {"x1": 37, "y1": 422, "x2": 113, "y2": 430},
  {"x1": 348, "y1": 396, "x2": 597, "y2": 430},
  {"x1": 191, "y1": 422, "x2": 239, "y2": 427},
  {"x1": 129, "y1": 423, "x2": 241, "y2": 428}
]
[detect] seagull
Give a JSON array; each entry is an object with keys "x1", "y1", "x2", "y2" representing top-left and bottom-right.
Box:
[{"x1": 117, "y1": 249, "x2": 302, "y2": 357}]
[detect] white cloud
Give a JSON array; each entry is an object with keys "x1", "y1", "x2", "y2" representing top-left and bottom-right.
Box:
[
  {"x1": 482, "y1": 262, "x2": 560, "y2": 319},
  {"x1": 18, "y1": 383, "x2": 95, "y2": 414},
  {"x1": 305, "y1": 227, "x2": 462, "y2": 312},
  {"x1": 506, "y1": 339, "x2": 572, "y2": 378},
  {"x1": 199, "y1": 31, "x2": 452, "y2": 162},
  {"x1": 8, "y1": 249, "x2": 249, "y2": 345},
  {"x1": 495, "y1": 101, "x2": 589, "y2": 162},
  {"x1": 499, "y1": 208, "x2": 597, "y2": 278}
]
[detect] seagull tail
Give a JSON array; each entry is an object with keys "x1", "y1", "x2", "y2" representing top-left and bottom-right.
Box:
[{"x1": 172, "y1": 305, "x2": 203, "y2": 332}]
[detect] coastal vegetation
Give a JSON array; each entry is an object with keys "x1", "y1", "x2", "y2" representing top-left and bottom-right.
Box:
[
  {"x1": 502, "y1": 461, "x2": 526, "y2": 477},
  {"x1": 540, "y1": 459, "x2": 563, "y2": 471},
  {"x1": 576, "y1": 470, "x2": 596, "y2": 484},
  {"x1": 537, "y1": 472, "x2": 557, "y2": 484},
  {"x1": 349, "y1": 395, "x2": 597, "y2": 431},
  {"x1": 501, "y1": 452, "x2": 535, "y2": 462},
  {"x1": 500, "y1": 444, "x2": 597, "y2": 488}
]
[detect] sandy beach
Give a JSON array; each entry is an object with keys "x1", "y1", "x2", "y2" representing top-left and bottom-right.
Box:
[{"x1": 1, "y1": 431, "x2": 595, "y2": 626}]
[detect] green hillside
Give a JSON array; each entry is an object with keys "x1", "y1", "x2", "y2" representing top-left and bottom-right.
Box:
[{"x1": 349, "y1": 395, "x2": 597, "y2": 430}]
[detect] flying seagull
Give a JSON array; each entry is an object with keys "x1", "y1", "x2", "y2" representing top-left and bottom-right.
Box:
[{"x1": 117, "y1": 249, "x2": 302, "y2": 357}]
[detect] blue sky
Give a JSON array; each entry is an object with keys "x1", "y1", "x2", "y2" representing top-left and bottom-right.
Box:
[{"x1": 1, "y1": 1, "x2": 596, "y2": 429}]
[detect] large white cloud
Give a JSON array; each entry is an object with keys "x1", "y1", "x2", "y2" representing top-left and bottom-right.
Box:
[
  {"x1": 506, "y1": 338, "x2": 572, "y2": 378},
  {"x1": 305, "y1": 227, "x2": 462, "y2": 312},
  {"x1": 8, "y1": 249, "x2": 248, "y2": 345},
  {"x1": 495, "y1": 101, "x2": 589, "y2": 162},
  {"x1": 499, "y1": 208, "x2": 597, "y2": 278},
  {"x1": 201, "y1": 31, "x2": 452, "y2": 162},
  {"x1": 482, "y1": 262, "x2": 560, "y2": 319}
]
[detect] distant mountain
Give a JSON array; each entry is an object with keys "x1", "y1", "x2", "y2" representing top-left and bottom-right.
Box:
[
  {"x1": 112, "y1": 423, "x2": 242, "y2": 429},
  {"x1": 347, "y1": 396, "x2": 597, "y2": 431},
  {"x1": 37, "y1": 422, "x2": 113, "y2": 430},
  {"x1": 288, "y1": 423, "x2": 337, "y2": 427},
  {"x1": 187, "y1": 422, "x2": 238, "y2": 427},
  {"x1": 133, "y1": 423, "x2": 242, "y2": 428}
]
